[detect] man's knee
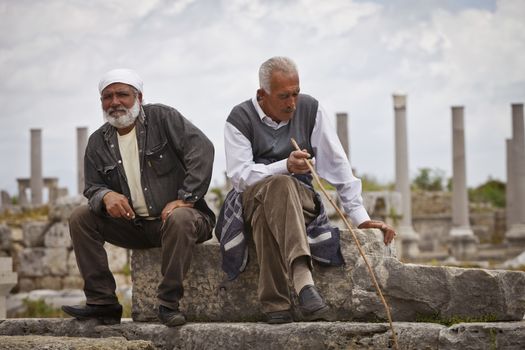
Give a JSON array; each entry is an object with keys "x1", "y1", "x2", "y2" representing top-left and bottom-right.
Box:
[
  {"x1": 165, "y1": 207, "x2": 201, "y2": 237},
  {"x1": 69, "y1": 205, "x2": 92, "y2": 236},
  {"x1": 266, "y1": 175, "x2": 297, "y2": 193}
]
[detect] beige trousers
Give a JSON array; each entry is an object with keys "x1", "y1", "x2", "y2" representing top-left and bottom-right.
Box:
[{"x1": 242, "y1": 175, "x2": 317, "y2": 312}]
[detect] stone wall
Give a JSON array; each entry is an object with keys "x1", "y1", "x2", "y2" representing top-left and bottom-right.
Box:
[
  {"x1": 0, "y1": 196, "x2": 130, "y2": 292},
  {"x1": 411, "y1": 191, "x2": 506, "y2": 251}
]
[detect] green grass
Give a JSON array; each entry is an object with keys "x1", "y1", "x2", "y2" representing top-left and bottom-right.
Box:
[
  {"x1": 15, "y1": 298, "x2": 66, "y2": 318},
  {"x1": 14, "y1": 296, "x2": 132, "y2": 319}
]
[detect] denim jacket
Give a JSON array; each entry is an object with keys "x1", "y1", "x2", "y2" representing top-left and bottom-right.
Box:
[{"x1": 83, "y1": 103, "x2": 216, "y2": 226}]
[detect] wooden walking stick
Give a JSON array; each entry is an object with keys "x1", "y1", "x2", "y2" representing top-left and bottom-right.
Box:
[{"x1": 291, "y1": 138, "x2": 399, "y2": 350}]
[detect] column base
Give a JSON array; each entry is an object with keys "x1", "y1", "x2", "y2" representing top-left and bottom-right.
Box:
[
  {"x1": 448, "y1": 227, "x2": 478, "y2": 260},
  {"x1": 398, "y1": 225, "x2": 420, "y2": 260},
  {"x1": 505, "y1": 224, "x2": 525, "y2": 258}
]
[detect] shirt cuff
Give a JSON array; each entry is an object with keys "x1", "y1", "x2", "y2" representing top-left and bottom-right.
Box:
[
  {"x1": 266, "y1": 159, "x2": 289, "y2": 175},
  {"x1": 346, "y1": 207, "x2": 371, "y2": 227}
]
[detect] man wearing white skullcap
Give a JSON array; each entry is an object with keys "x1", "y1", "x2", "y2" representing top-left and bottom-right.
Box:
[{"x1": 63, "y1": 68, "x2": 216, "y2": 327}]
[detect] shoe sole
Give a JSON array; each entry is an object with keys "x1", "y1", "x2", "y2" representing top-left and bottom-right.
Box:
[
  {"x1": 163, "y1": 316, "x2": 186, "y2": 327},
  {"x1": 300, "y1": 304, "x2": 332, "y2": 321},
  {"x1": 266, "y1": 316, "x2": 293, "y2": 324},
  {"x1": 68, "y1": 315, "x2": 121, "y2": 325},
  {"x1": 62, "y1": 306, "x2": 121, "y2": 325}
]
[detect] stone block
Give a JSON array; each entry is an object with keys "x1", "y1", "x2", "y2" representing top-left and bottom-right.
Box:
[
  {"x1": 131, "y1": 229, "x2": 525, "y2": 323},
  {"x1": 0, "y1": 335, "x2": 154, "y2": 350},
  {"x1": 48, "y1": 195, "x2": 88, "y2": 222},
  {"x1": 22, "y1": 221, "x2": 47, "y2": 247},
  {"x1": 10, "y1": 227, "x2": 22, "y2": 243},
  {"x1": 0, "y1": 257, "x2": 17, "y2": 319},
  {"x1": 2, "y1": 318, "x2": 525, "y2": 350},
  {"x1": 0, "y1": 224, "x2": 11, "y2": 252},
  {"x1": 17, "y1": 278, "x2": 35, "y2": 292},
  {"x1": 62, "y1": 276, "x2": 83, "y2": 289},
  {"x1": 67, "y1": 250, "x2": 80, "y2": 276},
  {"x1": 17, "y1": 248, "x2": 68, "y2": 277},
  {"x1": 37, "y1": 276, "x2": 63, "y2": 290},
  {"x1": 44, "y1": 222, "x2": 71, "y2": 248},
  {"x1": 106, "y1": 243, "x2": 129, "y2": 273}
]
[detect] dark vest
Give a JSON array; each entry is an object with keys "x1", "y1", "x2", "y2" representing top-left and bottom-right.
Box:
[{"x1": 226, "y1": 94, "x2": 319, "y2": 164}]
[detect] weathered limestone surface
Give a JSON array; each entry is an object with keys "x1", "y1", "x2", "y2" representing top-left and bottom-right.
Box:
[
  {"x1": 44, "y1": 222, "x2": 71, "y2": 248},
  {"x1": 0, "y1": 224, "x2": 11, "y2": 254},
  {"x1": 48, "y1": 195, "x2": 88, "y2": 222},
  {"x1": 0, "y1": 257, "x2": 17, "y2": 319},
  {"x1": 132, "y1": 229, "x2": 525, "y2": 323},
  {"x1": 22, "y1": 221, "x2": 48, "y2": 247},
  {"x1": 0, "y1": 335, "x2": 154, "y2": 350},
  {"x1": 18, "y1": 247, "x2": 68, "y2": 277},
  {"x1": 1, "y1": 319, "x2": 525, "y2": 350}
]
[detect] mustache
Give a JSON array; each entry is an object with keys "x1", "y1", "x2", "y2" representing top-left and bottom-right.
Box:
[
  {"x1": 283, "y1": 107, "x2": 295, "y2": 113},
  {"x1": 108, "y1": 107, "x2": 127, "y2": 114}
]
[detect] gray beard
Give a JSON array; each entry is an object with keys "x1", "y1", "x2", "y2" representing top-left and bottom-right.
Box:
[{"x1": 103, "y1": 98, "x2": 141, "y2": 129}]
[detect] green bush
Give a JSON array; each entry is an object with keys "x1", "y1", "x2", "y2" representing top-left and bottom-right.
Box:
[
  {"x1": 468, "y1": 178, "x2": 505, "y2": 208},
  {"x1": 412, "y1": 168, "x2": 446, "y2": 191}
]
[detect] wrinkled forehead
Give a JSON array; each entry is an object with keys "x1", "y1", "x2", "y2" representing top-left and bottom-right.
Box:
[{"x1": 101, "y1": 82, "x2": 136, "y2": 95}]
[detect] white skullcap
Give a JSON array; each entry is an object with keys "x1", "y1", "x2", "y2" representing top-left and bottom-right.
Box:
[{"x1": 98, "y1": 68, "x2": 143, "y2": 94}]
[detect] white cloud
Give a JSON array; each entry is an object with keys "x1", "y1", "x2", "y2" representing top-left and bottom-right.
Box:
[{"x1": 0, "y1": 0, "x2": 523, "y2": 198}]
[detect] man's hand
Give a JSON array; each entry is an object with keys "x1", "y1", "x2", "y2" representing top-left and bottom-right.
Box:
[
  {"x1": 103, "y1": 191, "x2": 135, "y2": 220},
  {"x1": 161, "y1": 200, "x2": 194, "y2": 223},
  {"x1": 287, "y1": 149, "x2": 311, "y2": 174},
  {"x1": 358, "y1": 220, "x2": 396, "y2": 245}
]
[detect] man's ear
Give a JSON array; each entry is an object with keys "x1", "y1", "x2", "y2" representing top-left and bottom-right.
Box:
[{"x1": 256, "y1": 88, "x2": 266, "y2": 101}]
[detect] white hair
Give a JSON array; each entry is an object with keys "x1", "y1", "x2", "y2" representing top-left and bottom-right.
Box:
[{"x1": 259, "y1": 56, "x2": 298, "y2": 93}]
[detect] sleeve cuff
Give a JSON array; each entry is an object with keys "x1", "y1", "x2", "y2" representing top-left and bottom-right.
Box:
[
  {"x1": 266, "y1": 159, "x2": 289, "y2": 175},
  {"x1": 346, "y1": 207, "x2": 371, "y2": 227},
  {"x1": 177, "y1": 189, "x2": 200, "y2": 203}
]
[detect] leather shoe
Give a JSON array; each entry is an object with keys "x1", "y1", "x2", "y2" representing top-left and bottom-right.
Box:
[
  {"x1": 158, "y1": 305, "x2": 186, "y2": 327},
  {"x1": 61, "y1": 303, "x2": 122, "y2": 325},
  {"x1": 298, "y1": 285, "x2": 330, "y2": 321},
  {"x1": 265, "y1": 309, "x2": 293, "y2": 324}
]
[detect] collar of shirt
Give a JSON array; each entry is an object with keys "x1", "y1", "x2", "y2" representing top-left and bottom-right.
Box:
[{"x1": 251, "y1": 96, "x2": 289, "y2": 130}]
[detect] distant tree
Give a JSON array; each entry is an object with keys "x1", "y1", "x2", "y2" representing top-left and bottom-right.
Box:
[
  {"x1": 412, "y1": 168, "x2": 446, "y2": 191},
  {"x1": 468, "y1": 178, "x2": 505, "y2": 208},
  {"x1": 360, "y1": 173, "x2": 390, "y2": 191}
]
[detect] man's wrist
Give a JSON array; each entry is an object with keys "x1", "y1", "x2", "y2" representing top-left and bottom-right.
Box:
[{"x1": 177, "y1": 189, "x2": 199, "y2": 203}]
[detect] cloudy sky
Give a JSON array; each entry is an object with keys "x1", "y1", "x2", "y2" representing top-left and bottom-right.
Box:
[{"x1": 0, "y1": 0, "x2": 524, "y2": 199}]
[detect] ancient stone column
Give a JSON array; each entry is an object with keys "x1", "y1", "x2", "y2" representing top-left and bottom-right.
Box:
[
  {"x1": 30, "y1": 129, "x2": 43, "y2": 205},
  {"x1": 336, "y1": 112, "x2": 350, "y2": 160},
  {"x1": 449, "y1": 106, "x2": 478, "y2": 260},
  {"x1": 393, "y1": 94, "x2": 419, "y2": 259},
  {"x1": 77, "y1": 127, "x2": 88, "y2": 194},
  {"x1": 0, "y1": 257, "x2": 17, "y2": 319},
  {"x1": 506, "y1": 139, "x2": 517, "y2": 229},
  {"x1": 505, "y1": 103, "x2": 525, "y2": 253}
]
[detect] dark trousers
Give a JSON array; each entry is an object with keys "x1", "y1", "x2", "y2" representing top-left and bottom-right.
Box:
[
  {"x1": 242, "y1": 175, "x2": 317, "y2": 313},
  {"x1": 69, "y1": 205, "x2": 212, "y2": 310}
]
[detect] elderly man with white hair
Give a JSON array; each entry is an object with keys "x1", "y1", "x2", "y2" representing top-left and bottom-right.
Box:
[{"x1": 62, "y1": 68, "x2": 215, "y2": 327}]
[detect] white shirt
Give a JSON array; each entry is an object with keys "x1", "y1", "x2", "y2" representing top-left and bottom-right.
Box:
[
  {"x1": 117, "y1": 127, "x2": 149, "y2": 217},
  {"x1": 224, "y1": 97, "x2": 370, "y2": 226}
]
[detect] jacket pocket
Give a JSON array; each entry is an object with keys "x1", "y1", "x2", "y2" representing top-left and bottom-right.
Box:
[
  {"x1": 145, "y1": 141, "x2": 175, "y2": 176},
  {"x1": 96, "y1": 163, "x2": 121, "y2": 190}
]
